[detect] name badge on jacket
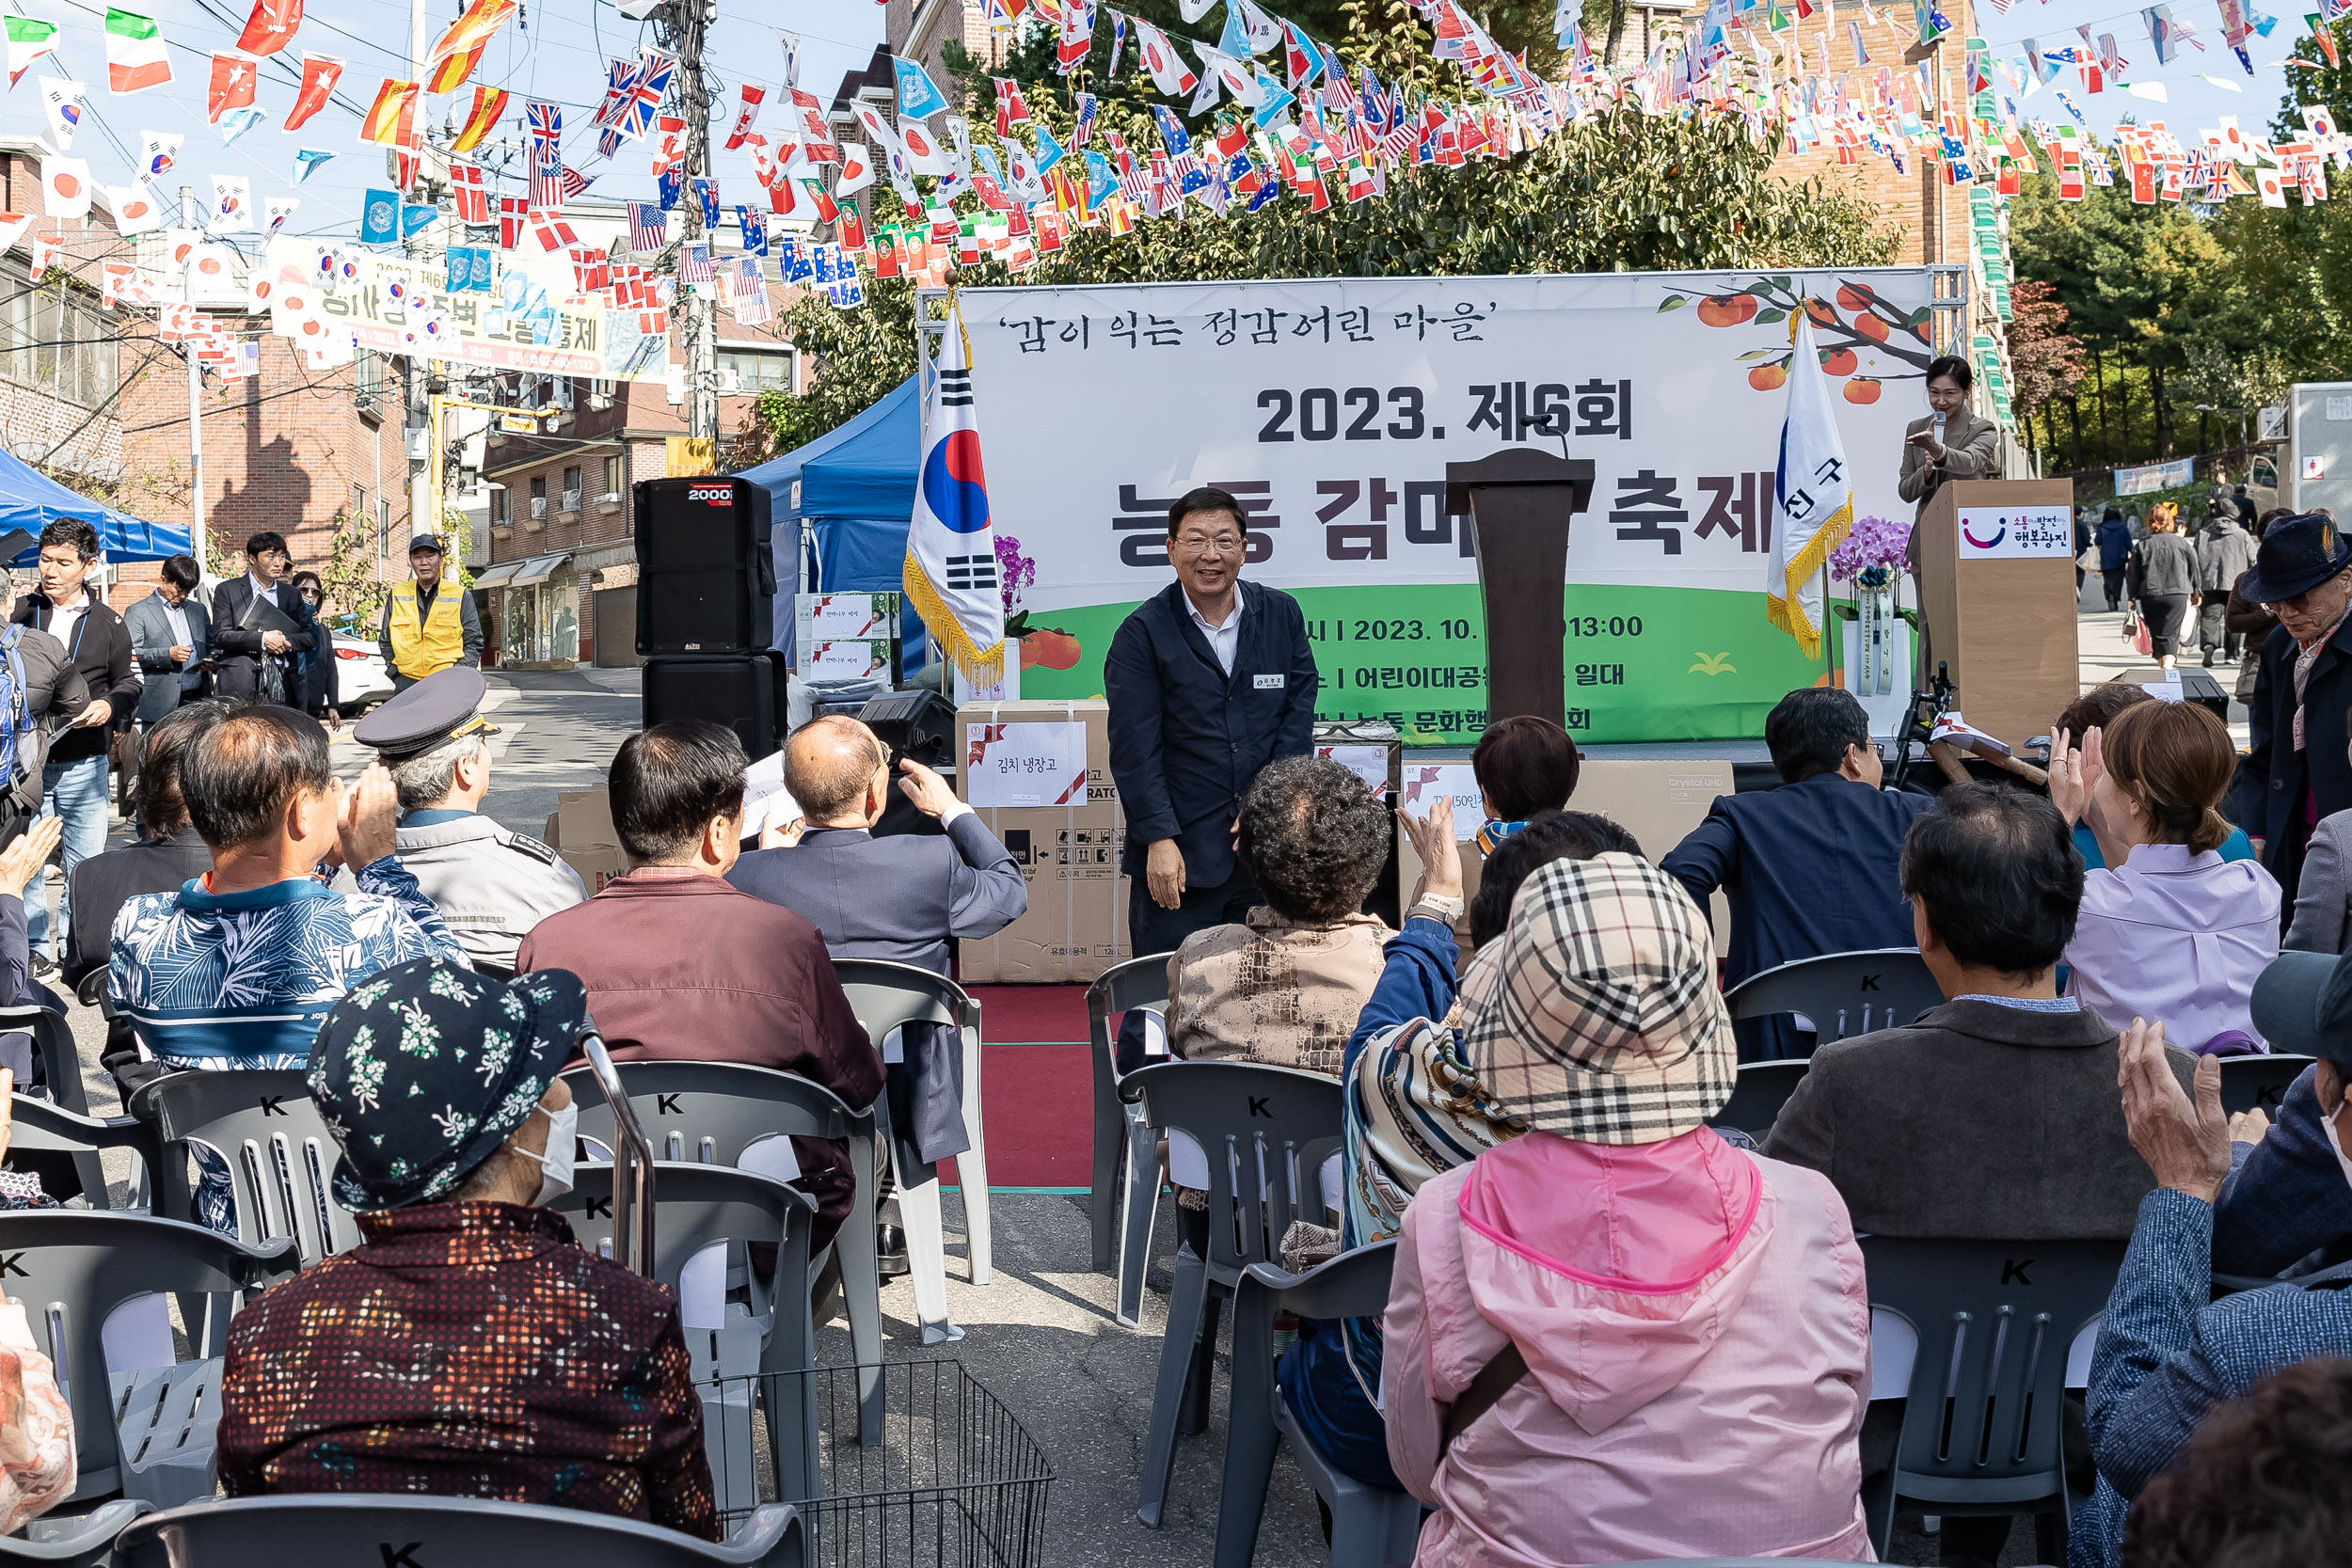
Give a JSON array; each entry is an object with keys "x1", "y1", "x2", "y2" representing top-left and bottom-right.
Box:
[{"x1": 1254, "y1": 673, "x2": 1284, "y2": 689}]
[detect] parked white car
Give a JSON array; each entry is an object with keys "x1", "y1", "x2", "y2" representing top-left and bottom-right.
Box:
[{"x1": 324, "y1": 616, "x2": 393, "y2": 711}]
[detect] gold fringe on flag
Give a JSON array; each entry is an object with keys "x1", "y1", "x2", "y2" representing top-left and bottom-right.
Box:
[
  {"x1": 1763, "y1": 497, "x2": 1853, "y2": 662},
  {"x1": 902, "y1": 548, "x2": 1006, "y2": 685}
]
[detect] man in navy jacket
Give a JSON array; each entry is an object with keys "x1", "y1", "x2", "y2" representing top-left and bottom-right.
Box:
[
  {"x1": 1661, "y1": 687, "x2": 1933, "y2": 1060},
  {"x1": 1104, "y1": 486, "x2": 1320, "y2": 968}
]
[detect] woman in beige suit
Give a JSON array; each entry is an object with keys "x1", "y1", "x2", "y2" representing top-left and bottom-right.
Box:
[
  {"x1": 1898, "y1": 356, "x2": 2004, "y2": 523},
  {"x1": 1899, "y1": 357, "x2": 2005, "y2": 673}
]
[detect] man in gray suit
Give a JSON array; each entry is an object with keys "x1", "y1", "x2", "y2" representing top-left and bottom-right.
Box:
[
  {"x1": 124, "y1": 555, "x2": 208, "y2": 725},
  {"x1": 728, "y1": 714, "x2": 1026, "y2": 1173}
]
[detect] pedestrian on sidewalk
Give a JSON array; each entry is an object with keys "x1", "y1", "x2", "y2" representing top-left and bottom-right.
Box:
[
  {"x1": 2128, "y1": 503, "x2": 2199, "y2": 672},
  {"x1": 2197, "y1": 503, "x2": 2259, "y2": 667},
  {"x1": 2098, "y1": 505, "x2": 2133, "y2": 610}
]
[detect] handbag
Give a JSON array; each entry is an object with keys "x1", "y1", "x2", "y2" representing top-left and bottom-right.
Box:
[
  {"x1": 2132, "y1": 616, "x2": 2153, "y2": 657},
  {"x1": 2237, "y1": 648, "x2": 2264, "y2": 703}
]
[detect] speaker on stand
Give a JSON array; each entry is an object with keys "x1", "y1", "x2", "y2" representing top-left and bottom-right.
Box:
[{"x1": 635, "y1": 477, "x2": 787, "y2": 759}]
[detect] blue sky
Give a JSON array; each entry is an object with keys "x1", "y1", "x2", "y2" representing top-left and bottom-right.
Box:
[
  {"x1": 8, "y1": 0, "x2": 888, "y2": 244},
  {"x1": 1974, "y1": 0, "x2": 2309, "y2": 136}
]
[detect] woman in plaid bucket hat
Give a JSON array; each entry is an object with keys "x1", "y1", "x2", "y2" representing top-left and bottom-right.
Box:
[{"x1": 1383, "y1": 853, "x2": 1874, "y2": 1566}]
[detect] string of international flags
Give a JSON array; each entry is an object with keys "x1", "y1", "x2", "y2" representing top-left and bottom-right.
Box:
[{"x1": 0, "y1": 0, "x2": 2335, "y2": 386}]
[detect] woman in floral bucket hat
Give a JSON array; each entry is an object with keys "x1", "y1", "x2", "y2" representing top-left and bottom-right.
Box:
[
  {"x1": 211, "y1": 955, "x2": 719, "y2": 1540},
  {"x1": 1383, "y1": 853, "x2": 1874, "y2": 1566}
]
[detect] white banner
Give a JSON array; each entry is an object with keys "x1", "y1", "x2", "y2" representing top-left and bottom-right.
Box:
[
  {"x1": 1956, "y1": 502, "x2": 2074, "y2": 562},
  {"x1": 955, "y1": 268, "x2": 1953, "y2": 745}
]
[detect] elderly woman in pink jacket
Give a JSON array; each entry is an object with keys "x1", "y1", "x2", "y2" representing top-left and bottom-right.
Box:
[{"x1": 1383, "y1": 853, "x2": 1874, "y2": 1566}]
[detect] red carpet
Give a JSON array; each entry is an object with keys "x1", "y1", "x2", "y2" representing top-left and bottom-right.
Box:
[
  {"x1": 964, "y1": 984, "x2": 1089, "y2": 1043},
  {"x1": 940, "y1": 1039, "x2": 1093, "y2": 1191}
]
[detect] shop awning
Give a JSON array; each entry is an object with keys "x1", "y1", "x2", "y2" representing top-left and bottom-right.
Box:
[
  {"x1": 471, "y1": 562, "x2": 523, "y2": 587},
  {"x1": 508, "y1": 551, "x2": 573, "y2": 588}
]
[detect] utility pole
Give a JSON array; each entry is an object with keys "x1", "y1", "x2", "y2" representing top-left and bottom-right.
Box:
[
  {"x1": 405, "y1": 0, "x2": 437, "y2": 546},
  {"x1": 178, "y1": 185, "x2": 206, "y2": 573},
  {"x1": 664, "y1": 0, "x2": 718, "y2": 448}
]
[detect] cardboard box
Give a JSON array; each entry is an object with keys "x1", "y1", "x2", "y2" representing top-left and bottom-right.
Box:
[
  {"x1": 1394, "y1": 758, "x2": 1734, "y2": 959},
  {"x1": 955, "y1": 699, "x2": 1128, "y2": 983},
  {"x1": 544, "y1": 786, "x2": 630, "y2": 895},
  {"x1": 797, "y1": 592, "x2": 900, "y2": 642},
  {"x1": 801, "y1": 638, "x2": 898, "y2": 683}
]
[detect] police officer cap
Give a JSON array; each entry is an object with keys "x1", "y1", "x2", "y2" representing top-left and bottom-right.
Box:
[{"x1": 354, "y1": 665, "x2": 493, "y2": 761}]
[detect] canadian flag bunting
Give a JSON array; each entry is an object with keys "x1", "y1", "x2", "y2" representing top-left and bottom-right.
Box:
[
  {"x1": 27, "y1": 233, "x2": 59, "y2": 279},
  {"x1": 724, "y1": 84, "x2": 765, "y2": 150}
]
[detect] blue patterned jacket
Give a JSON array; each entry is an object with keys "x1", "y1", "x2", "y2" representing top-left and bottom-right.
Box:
[
  {"x1": 2069, "y1": 1187, "x2": 2352, "y2": 1565},
  {"x1": 106, "y1": 860, "x2": 469, "y2": 1070}
]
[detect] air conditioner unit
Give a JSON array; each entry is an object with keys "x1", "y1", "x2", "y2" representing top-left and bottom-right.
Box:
[
  {"x1": 588, "y1": 393, "x2": 614, "y2": 410},
  {"x1": 715, "y1": 367, "x2": 740, "y2": 394}
]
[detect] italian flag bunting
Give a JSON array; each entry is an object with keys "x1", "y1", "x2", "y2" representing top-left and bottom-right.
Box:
[{"x1": 104, "y1": 8, "x2": 171, "y2": 94}]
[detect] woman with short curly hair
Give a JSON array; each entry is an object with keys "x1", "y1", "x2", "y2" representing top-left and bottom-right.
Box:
[{"x1": 1164, "y1": 753, "x2": 1393, "y2": 1076}]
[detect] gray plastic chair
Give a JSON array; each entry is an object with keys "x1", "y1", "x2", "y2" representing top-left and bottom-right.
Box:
[
  {"x1": 832, "y1": 958, "x2": 992, "y2": 1344},
  {"x1": 1216, "y1": 1240, "x2": 1418, "y2": 1568},
  {"x1": 1859, "y1": 1234, "x2": 2127, "y2": 1563},
  {"x1": 7, "y1": 1096, "x2": 157, "y2": 1213},
  {"x1": 1724, "y1": 949, "x2": 1943, "y2": 1051},
  {"x1": 0, "y1": 1212, "x2": 295, "y2": 1506},
  {"x1": 1126, "y1": 1060, "x2": 1343, "y2": 1529},
  {"x1": 559, "y1": 1058, "x2": 884, "y2": 1446},
  {"x1": 116, "y1": 1494, "x2": 804, "y2": 1568},
  {"x1": 1, "y1": 1005, "x2": 108, "y2": 1207},
  {"x1": 1088, "y1": 953, "x2": 1175, "y2": 1327},
  {"x1": 1704, "y1": 1060, "x2": 1811, "y2": 1137},
  {"x1": 2218, "y1": 1053, "x2": 2315, "y2": 1117},
  {"x1": 551, "y1": 1161, "x2": 819, "y2": 1509},
  {"x1": 127, "y1": 1070, "x2": 361, "y2": 1268},
  {"x1": 0, "y1": 1498, "x2": 150, "y2": 1565}
]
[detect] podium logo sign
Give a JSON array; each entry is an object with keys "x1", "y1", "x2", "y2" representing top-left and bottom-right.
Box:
[{"x1": 1956, "y1": 504, "x2": 2074, "y2": 562}]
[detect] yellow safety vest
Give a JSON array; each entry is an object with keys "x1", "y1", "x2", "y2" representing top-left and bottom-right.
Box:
[{"x1": 386, "y1": 580, "x2": 464, "y2": 679}]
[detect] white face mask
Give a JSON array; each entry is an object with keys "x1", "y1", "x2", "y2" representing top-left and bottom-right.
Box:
[
  {"x1": 2322, "y1": 1099, "x2": 2352, "y2": 1195},
  {"x1": 511, "y1": 1101, "x2": 577, "y2": 1205}
]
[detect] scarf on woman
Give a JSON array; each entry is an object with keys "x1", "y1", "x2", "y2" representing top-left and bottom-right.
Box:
[{"x1": 2294, "y1": 606, "x2": 2351, "y2": 752}]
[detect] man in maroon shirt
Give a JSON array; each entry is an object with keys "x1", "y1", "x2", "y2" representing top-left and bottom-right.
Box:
[{"x1": 517, "y1": 718, "x2": 882, "y2": 1252}]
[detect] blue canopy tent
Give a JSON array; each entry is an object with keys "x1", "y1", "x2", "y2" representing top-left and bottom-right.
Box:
[
  {"x1": 739, "y1": 373, "x2": 927, "y2": 670},
  {"x1": 0, "y1": 445, "x2": 189, "y2": 566}
]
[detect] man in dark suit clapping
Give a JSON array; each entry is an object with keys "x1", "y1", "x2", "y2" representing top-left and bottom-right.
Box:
[{"x1": 208, "y1": 531, "x2": 316, "y2": 703}]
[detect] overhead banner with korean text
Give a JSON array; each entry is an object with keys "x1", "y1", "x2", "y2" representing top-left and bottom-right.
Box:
[
  {"x1": 261, "y1": 236, "x2": 670, "y2": 382},
  {"x1": 955, "y1": 268, "x2": 1950, "y2": 745}
]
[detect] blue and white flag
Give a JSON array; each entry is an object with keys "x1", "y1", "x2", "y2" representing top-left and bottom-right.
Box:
[
  {"x1": 293, "y1": 147, "x2": 334, "y2": 183},
  {"x1": 1766, "y1": 317, "x2": 1854, "y2": 661},
  {"x1": 358, "y1": 187, "x2": 398, "y2": 245},
  {"x1": 894, "y1": 55, "x2": 950, "y2": 119},
  {"x1": 904, "y1": 299, "x2": 1004, "y2": 683}
]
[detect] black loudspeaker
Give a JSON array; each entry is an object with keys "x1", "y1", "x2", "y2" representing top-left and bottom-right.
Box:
[
  {"x1": 635, "y1": 477, "x2": 777, "y2": 655},
  {"x1": 641, "y1": 652, "x2": 787, "y2": 762},
  {"x1": 860, "y1": 689, "x2": 960, "y2": 841},
  {"x1": 858, "y1": 689, "x2": 958, "y2": 769}
]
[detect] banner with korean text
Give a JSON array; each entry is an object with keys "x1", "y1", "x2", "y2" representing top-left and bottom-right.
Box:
[{"x1": 956, "y1": 268, "x2": 1949, "y2": 746}]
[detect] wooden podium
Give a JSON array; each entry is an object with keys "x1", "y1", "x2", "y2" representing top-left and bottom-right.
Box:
[
  {"x1": 1915, "y1": 478, "x2": 2080, "y2": 752},
  {"x1": 1446, "y1": 450, "x2": 1597, "y2": 730}
]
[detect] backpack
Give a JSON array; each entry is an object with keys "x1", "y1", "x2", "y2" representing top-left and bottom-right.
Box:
[{"x1": 0, "y1": 627, "x2": 44, "y2": 837}]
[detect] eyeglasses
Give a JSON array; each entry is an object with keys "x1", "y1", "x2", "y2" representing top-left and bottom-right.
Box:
[{"x1": 1175, "y1": 532, "x2": 1245, "y2": 556}]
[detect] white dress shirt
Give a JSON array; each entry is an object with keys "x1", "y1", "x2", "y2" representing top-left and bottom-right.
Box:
[
  {"x1": 1184, "y1": 581, "x2": 1246, "y2": 676},
  {"x1": 164, "y1": 598, "x2": 200, "y2": 691},
  {"x1": 44, "y1": 591, "x2": 87, "y2": 660}
]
